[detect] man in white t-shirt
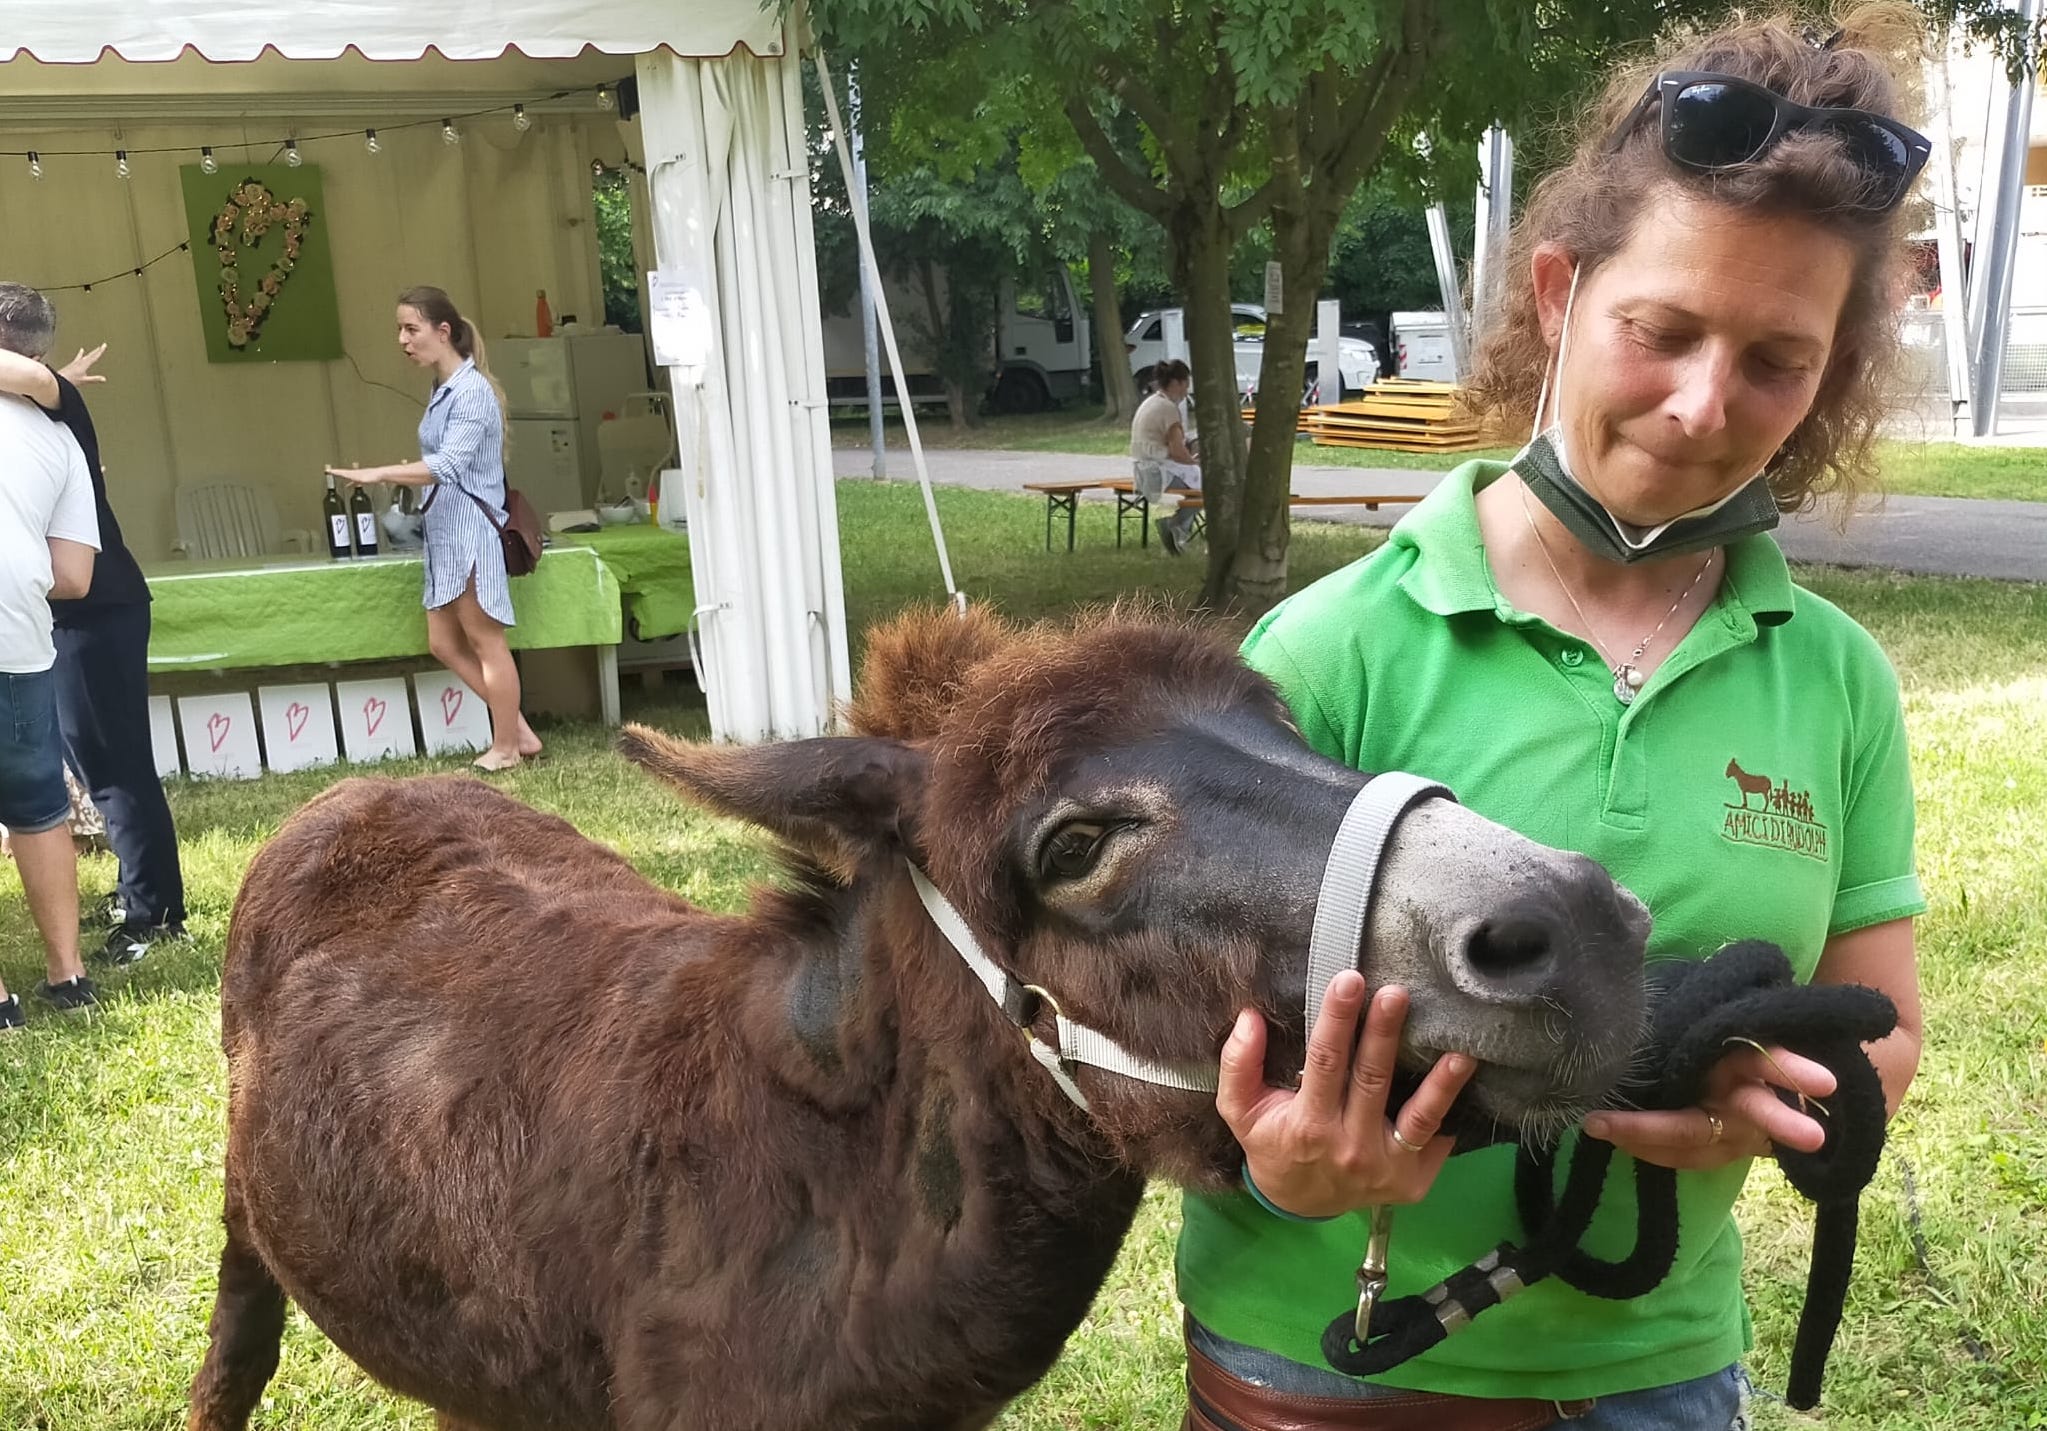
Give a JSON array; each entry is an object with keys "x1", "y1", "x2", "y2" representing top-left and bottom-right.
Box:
[
  {"x1": 1129, "y1": 359, "x2": 1201, "y2": 554},
  {"x1": 0, "y1": 290, "x2": 100, "y2": 1030}
]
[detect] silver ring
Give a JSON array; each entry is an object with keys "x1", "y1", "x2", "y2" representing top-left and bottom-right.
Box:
[{"x1": 1390, "y1": 1126, "x2": 1427, "y2": 1154}]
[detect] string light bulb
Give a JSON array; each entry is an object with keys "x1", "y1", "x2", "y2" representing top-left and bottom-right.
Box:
[
  {"x1": 513, "y1": 104, "x2": 531, "y2": 133},
  {"x1": 27, "y1": 151, "x2": 42, "y2": 181},
  {"x1": 597, "y1": 84, "x2": 615, "y2": 111},
  {"x1": 285, "y1": 138, "x2": 303, "y2": 168},
  {"x1": 591, "y1": 158, "x2": 607, "y2": 179},
  {"x1": 365, "y1": 129, "x2": 381, "y2": 155},
  {"x1": 115, "y1": 150, "x2": 131, "y2": 180},
  {"x1": 200, "y1": 146, "x2": 218, "y2": 175},
  {"x1": 442, "y1": 118, "x2": 461, "y2": 146}
]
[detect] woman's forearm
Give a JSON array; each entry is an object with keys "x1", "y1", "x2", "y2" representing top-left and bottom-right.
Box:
[{"x1": 332, "y1": 460, "x2": 435, "y2": 487}]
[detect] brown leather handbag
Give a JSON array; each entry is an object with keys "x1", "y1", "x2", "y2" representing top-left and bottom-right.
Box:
[{"x1": 424, "y1": 484, "x2": 544, "y2": 577}]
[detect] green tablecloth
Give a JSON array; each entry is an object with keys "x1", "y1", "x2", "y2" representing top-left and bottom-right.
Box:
[
  {"x1": 558, "y1": 525, "x2": 694, "y2": 641},
  {"x1": 144, "y1": 546, "x2": 622, "y2": 672}
]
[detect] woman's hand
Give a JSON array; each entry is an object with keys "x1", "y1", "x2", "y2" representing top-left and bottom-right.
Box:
[
  {"x1": 1217, "y1": 972, "x2": 1476, "y2": 1220},
  {"x1": 326, "y1": 465, "x2": 377, "y2": 487},
  {"x1": 1582, "y1": 1044, "x2": 1837, "y2": 1171},
  {"x1": 58, "y1": 344, "x2": 108, "y2": 385}
]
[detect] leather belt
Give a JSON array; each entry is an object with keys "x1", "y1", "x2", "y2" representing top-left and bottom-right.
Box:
[{"x1": 1184, "y1": 1337, "x2": 1595, "y2": 1431}]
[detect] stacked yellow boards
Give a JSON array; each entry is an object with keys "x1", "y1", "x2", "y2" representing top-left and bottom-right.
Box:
[{"x1": 1298, "y1": 379, "x2": 1486, "y2": 453}]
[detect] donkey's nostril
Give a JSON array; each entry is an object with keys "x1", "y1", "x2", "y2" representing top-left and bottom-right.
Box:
[{"x1": 1465, "y1": 914, "x2": 1557, "y2": 978}]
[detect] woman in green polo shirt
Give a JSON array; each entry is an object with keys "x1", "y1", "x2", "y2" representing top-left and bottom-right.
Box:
[{"x1": 1178, "y1": 9, "x2": 1929, "y2": 1429}]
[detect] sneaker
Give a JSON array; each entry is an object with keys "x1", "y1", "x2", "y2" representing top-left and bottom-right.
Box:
[
  {"x1": 1156, "y1": 516, "x2": 1186, "y2": 557},
  {"x1": 97, "y1": 918, "x2": 186, "y2": 968},
  {"x1": 80, "y1": 891, "x2": 125, "y2": 931},
  {"x1": 0, "y1": 995, "x2": 23, "y2": 1032},
  {"x1": 35, "y1": 976, "x2": 97, "y2": 1013}
]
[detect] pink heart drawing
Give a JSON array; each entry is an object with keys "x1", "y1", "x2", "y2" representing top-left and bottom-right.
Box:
[
  {"x1": 363, "y1": 696, "x2": 387, "y2": 738},
  {"x1": 207, "y1": 712, "x2": 231, "y2": 752},
  {"x1": 440, "y1": 686, "x2": 464, "y2": 727},
  {"x1": 286, "y1": 701, "x2": 310, "y2": 742}
]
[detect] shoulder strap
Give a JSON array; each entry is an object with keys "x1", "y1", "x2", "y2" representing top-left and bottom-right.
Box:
[{"x1": 418, "y1": 482, "x2": 506, "y2": 533}]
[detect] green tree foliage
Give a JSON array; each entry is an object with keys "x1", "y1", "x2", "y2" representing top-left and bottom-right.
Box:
[{"x1": 810, "y1": 1, "x2": 2040, "y2": 612}]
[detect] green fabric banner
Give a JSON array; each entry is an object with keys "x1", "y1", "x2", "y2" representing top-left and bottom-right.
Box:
[
  {"x1": 145, "y1": 547, "x2": 621, "y2": 672},
  {"x1": 180, "y1": 162, "x2": 344, "y2": 363}
]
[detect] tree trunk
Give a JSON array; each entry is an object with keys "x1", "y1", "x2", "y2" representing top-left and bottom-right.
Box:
[
  {"x1": 1226, "y1": 213, "x2": 1336, "y2": 617},
  {"x1": 1089, "y1": 234, "x2": 1141, "y2": 424},
  {"x1": 919, "y1": 260, "x2": 970, "y2": 431},
  {"x1": 1164, "y1": 209, "x2": 1247, "y2": 609}
]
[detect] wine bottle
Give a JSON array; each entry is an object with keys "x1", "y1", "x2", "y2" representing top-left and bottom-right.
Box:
[
  {"x1": 323, "y1": 473, "x2": 351, "y2": 560},
  {"x1": 349, "y1": 481, "x2": 379, "y2": 557}
]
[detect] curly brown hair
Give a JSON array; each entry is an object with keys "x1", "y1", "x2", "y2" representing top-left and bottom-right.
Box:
[{"x1": 1462, "y1": 4, "x2": 1926, "y2": 512}]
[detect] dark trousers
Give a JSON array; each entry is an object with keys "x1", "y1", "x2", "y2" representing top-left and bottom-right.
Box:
[{"x1": 52, "y1": 603, "x2": 186, "y2": 926}]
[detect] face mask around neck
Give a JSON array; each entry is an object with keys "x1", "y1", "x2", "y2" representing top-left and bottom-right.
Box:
[{"x1": 1510, "y1": 263, "x2": 1781, "y2": 566}]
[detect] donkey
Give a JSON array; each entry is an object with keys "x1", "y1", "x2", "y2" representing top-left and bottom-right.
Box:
[{"x1": 188, "y1": 608, "x2": 1651, "y2": 1431}]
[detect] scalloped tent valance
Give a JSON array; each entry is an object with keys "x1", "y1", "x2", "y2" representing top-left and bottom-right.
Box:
[{"x1": 0, "y1": 0, "x2": 787, "y2": 64}]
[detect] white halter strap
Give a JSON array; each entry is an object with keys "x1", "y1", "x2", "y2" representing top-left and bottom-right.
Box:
[
  {"x1": 907, "y1": 771, "x2": 1452, "y2": 1115},
  {"x1": 1304, "y1": 774, "x2": 1455, "y2": 1040},
  {"x1": 907, "y1": 866, "x2": 1219, "y2": 1113}
]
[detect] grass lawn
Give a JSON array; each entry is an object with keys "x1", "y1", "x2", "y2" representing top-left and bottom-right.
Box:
[
  {"x1": 4, "y1": 481, "x2": 2044, "y2": 1429},
  {"x1": 833, "y1": 409, "x2": 2047, "y2": 499}
]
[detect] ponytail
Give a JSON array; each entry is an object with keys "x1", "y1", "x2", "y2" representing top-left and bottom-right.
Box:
[{"x1": 459, "y1": 319, "x2": 513, "y2": 464}]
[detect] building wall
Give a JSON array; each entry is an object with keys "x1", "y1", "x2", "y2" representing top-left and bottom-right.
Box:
[{"x1": 0, "y1": 111, "x2": 622, "y2": 561}]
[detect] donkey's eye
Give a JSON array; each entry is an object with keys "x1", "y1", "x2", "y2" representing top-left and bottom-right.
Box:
[{"x1": 1041, "y1": 822, "x2": 1111, "y2": 880}]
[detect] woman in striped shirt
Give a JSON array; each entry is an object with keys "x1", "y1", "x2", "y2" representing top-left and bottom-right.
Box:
[{"x1": 326, "y1": 286, "x2": 538, "y2": 771}]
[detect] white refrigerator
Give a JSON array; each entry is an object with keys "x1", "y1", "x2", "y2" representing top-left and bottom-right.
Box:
[{"x1": 495, "y1": 333, "x2": 651, "y2": 511}]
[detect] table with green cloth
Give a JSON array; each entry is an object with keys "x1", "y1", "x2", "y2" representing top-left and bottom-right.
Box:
[
  {"x1": 144, "y1": 546, "x2": 627, "y2": 722},
  {"x1": 556, "y1": 524, "x2": 694, "y2": 641}
]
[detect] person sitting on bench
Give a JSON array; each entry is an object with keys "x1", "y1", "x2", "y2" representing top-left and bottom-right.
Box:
[{"x1": 1131, "y1": 359, "x2": 1201, "y2": 555}]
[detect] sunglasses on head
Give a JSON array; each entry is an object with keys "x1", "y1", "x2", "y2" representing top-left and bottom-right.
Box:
[{"x1": 1605, "y1": 70, "x2": 1931, "y2": 212}]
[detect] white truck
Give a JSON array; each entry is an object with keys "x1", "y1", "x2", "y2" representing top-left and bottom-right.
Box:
[
  {"x1": 818, "y1": 269, "x2": 1093, "y2": 414},
  {"x1": 1123, "y1": 303, "x2": 1384, "y2": 399}
]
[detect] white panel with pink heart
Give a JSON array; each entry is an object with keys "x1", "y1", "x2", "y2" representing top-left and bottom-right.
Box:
[
  {"x1": 335, "y1": 678, "x2": 418, "y2": 763},
  {"x1": 257, "y1": 684, "x2": 340, "y2": 773},
  {"x1": 176, "y1": 693, "x2": 263, "y2": 780},
  {"x1": 412, "y1": 672, "x2": 492, "y2": 755}
]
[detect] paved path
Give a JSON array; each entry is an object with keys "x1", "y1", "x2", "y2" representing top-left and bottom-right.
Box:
[{"x1": 833, "y1": 447, "x2": 2047, "y2": 583}]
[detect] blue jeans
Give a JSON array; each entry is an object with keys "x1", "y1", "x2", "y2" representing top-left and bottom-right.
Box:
[
  {"x1": 1186, "y1": 1319, "x2": 1752, "y2": 1429},
  {"x1": 0, "y1": 666, "x2": 70, "y2": 835}
]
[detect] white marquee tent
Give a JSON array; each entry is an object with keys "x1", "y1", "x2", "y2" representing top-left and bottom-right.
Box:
[{"x1": 2, "y1": 0, "x2": 851, "y2": 744}]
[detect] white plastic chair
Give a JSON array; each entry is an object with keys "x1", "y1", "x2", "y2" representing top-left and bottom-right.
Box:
[{"x1": 171, "y1": 482, "x2": 311, "y2": 561}]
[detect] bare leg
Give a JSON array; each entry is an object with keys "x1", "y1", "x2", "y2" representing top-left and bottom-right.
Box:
[
  {"x1": 451, "y1": 583, "x2": 529, "y2": 769},
  {"x1": 187, "y1": 1217, "x2": 288, "y2": 1431},
  {"x1": 11, "y1": 824, "x2": 85, "y2": 984},
  {"x1": 428, "y1": 600, "x2": 539, "y2": 761}
]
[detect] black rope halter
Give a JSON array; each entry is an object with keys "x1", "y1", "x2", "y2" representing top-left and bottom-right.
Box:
[{"x1": 1320, "y1": 940, "x2": 1897, "y2": 1411}]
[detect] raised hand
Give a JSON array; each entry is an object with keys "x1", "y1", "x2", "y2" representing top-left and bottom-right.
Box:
[{"x1": 1217, "y1": 973, "x2": 1475, "y2": 1219}]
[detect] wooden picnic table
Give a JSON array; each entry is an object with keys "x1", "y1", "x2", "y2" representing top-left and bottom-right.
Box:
[{"x1": 1020, "y1": 477, "x2": 1155, "y2": 551}]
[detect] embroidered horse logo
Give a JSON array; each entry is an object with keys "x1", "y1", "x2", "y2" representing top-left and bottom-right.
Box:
[{"x1": 1725, "y1": 759, "x2": 1774, "y2": 810}]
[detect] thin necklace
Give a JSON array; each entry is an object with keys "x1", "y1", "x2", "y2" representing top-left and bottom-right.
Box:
[{"x1": 1518, "y1": 484, "x2": 1717, "y2": 706}]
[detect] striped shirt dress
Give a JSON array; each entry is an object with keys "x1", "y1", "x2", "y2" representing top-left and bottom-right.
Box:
[{"x1": 419, "y1": 358, "x2": 514, "y2": 626}]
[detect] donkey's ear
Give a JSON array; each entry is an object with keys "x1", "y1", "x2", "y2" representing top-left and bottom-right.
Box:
[{"x1": 619, "y1": 725, "x2": 926, "y2": 879}]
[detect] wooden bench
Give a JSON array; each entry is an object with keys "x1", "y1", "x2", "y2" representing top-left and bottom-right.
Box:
[
  {"x1": 1021, "y1": 478, "x2": 1156, "y2": 551},
  {"x1": 1168, "y1": 491, "x2": 1428, "y2": 542}
]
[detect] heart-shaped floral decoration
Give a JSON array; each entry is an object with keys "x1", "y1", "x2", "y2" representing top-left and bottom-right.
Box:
[{"x1": 211, "y1": 179, "x2": 311, "y2": 349}]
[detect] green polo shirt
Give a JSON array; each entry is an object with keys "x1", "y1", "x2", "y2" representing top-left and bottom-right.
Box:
[{"x1": 1177, "y1": 460, "x2": 1923, "y2": 1401}]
